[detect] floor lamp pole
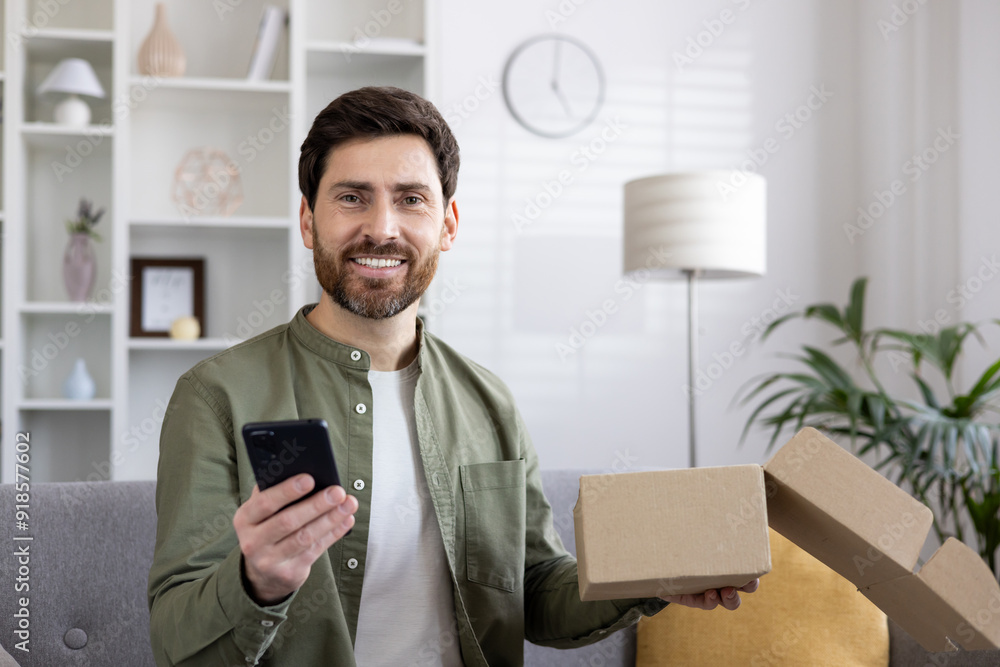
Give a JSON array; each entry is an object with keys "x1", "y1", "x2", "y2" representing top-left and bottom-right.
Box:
[{"x1": 685, "y1": 268, "x2": 699, "y2": 468}]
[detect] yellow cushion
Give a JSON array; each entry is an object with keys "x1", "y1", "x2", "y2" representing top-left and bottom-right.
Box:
[{"x1": 636, "y1": 528, "x2": 889, "y2": 666}]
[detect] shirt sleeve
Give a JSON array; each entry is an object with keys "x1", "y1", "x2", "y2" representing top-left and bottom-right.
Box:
[
  {"x1": 147, "y1": 375, "x2": 299, "y2": 666},
  {"x1": 518, "y1": 409, "x2": 668, "y2": 648}
]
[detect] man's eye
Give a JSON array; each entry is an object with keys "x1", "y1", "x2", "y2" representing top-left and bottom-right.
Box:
[
  {"x1": 342, "y1": 194, "x2": 360, "y2": 203},
  {"x1": 404, "y1": 196, "x2": 421, "y2": 205}
]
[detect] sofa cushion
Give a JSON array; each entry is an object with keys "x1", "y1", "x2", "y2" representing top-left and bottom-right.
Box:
[
  {"x1": 0, "y1": 482, "x2": 157, "y2": 667},
  {"x1": 636, "y1": 527, "x2": 889, "y2": 666},
  {"x1": 0, "y1": 641, "x2": 21, "y2": 667}
]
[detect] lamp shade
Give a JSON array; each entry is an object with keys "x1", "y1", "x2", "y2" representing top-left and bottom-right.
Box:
[
  {"x1": 37, "y1": 58, "x2": 106, "y2": 98},
  {"x1": 623, "y1": 171, "x2": 766, "y2": 279}
]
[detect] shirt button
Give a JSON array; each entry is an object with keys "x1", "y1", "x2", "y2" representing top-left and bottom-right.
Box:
[
  {"x1": 355, "y1": 403, "x2": 366, "y2": 415},
  {"x1": 431, "y1": 473, "x2": 440, "y2": 486},
  {"x1": 347, "y1": 558, "x2": 358, "y2": 569},
  {"x1": 351, "y1": 350, "x2": 362, "y2": 361},
  {"x1": 353, "y1": 479, "x2": 365, "y2": 491},
  {"x1": 260, "y1": 620, "x2": 273, "y2": 627}
]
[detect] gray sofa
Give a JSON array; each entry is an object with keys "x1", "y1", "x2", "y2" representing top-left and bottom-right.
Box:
[{"x1": 1, "y1": 475, "x2": 998, "y2": 666}]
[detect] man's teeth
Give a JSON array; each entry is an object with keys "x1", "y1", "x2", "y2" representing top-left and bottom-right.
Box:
[{"x1": 354, "y1": 257, "x2": 403, "y2": 268}]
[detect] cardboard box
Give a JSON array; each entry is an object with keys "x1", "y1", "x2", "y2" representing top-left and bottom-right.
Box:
[
  {"x1": 573, "y1": 427, "x2": 1000, "y2": 652},
  {"x1": 574, "y1": 464, "x2": 772, "y2": 601},
  {"x1": 765, "y1": 427, "x2": 1000, "y2": 652}
]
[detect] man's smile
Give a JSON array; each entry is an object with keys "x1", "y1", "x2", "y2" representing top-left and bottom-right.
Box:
[{"x1": 351, "y1": 257, "x2": 405, "y2": 269}]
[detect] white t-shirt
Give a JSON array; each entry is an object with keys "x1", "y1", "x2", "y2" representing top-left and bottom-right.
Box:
[{"x1": 353, "y1": 360, "x2": 464, "y2": 666}]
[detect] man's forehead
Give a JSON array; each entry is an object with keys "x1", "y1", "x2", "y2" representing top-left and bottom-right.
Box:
[{"x1": 324, "y1": 135, "x2": 435, "y2": 172}]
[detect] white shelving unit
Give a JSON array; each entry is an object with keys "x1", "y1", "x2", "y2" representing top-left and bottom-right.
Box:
[{"x1": 1, "y1": 0, "x2": 437, "y2": 483}]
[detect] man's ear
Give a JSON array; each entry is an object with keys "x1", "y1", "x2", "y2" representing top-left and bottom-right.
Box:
[
  {"x1": 299, "y1": 195, "x2": 314, "y2": 249},
  {"x1": 440, "y1": 198, "x2": 459, "y2": 251}
]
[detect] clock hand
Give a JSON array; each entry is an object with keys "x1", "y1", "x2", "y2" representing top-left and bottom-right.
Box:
[
  {"x1": 553, "y1": 83, "x2": 575, "y2": 118},
  {"x1": 550, "y1": 40, "x2": 575, "y2": 118}
]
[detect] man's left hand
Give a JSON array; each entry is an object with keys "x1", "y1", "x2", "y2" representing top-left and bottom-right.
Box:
[{"x1": 659, "y1": 579, "x2": 759, "y2": 611}]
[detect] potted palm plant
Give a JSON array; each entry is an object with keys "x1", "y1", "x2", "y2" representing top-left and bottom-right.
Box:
[{"x1": 738, "y1": 278, "x2": 1000, "y2": 579}]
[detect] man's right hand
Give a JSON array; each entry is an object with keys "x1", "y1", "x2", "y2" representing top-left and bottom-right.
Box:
[{"x1": 233, "y1": 474, "x2": 358, "y2": 606}]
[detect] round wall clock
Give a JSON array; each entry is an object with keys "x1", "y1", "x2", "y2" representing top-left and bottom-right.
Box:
[{"x1": 502, "y1": 34, "x2": 605, "y2": 139}]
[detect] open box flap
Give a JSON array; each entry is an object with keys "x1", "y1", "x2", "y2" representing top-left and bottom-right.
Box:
[
  {"x1": 763, "y1": 427, "x2": 933, "y2": 589},
  {"x1": 765, "y1": 428, "x2": 1000, "y2": 652},
  {"x1": 862, "y1": 538, "x2": 1000, "y2": 652}
]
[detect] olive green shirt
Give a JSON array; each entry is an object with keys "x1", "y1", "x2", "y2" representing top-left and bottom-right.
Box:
[{"x1": 148, "y1": 306, "x2": 666, "y2": 666}]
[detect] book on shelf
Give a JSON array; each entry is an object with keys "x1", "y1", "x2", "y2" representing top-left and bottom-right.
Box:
[{"x1": 246, "y1": 5, "x2": 286, "y2": 81}]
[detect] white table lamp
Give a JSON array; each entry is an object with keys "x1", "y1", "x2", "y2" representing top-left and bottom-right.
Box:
[
  {"x1": 623, "y1": 171, "x2": 766, "y2": 467},
  {"x1": 37, "y1": 58, "x2": 106, "y2": 127}
]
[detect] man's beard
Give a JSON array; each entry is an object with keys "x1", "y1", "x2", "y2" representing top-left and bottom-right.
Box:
[{"x1": 312, "y1": 231, "x2": 439, "y2": 320}]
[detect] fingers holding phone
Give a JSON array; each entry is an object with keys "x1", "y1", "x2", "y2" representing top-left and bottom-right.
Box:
[{"x1": 234, "y1": 474, "x2": 358, "y2": 606}]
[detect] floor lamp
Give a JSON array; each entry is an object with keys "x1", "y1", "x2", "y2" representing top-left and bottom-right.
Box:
[{"x1": 622, "y1": 172, "x2": 766, "y2": 468}]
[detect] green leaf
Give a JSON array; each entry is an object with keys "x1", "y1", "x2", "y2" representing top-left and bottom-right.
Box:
[
  {"x1": 803, "y1": 304, "x2": 845, "y2": 334},
  {"x1": 844, "y1": 277, "x2": 867, "y2": 341},
  {"x1": 912, "y1": 374, "x2": 940, "y2": 410}
]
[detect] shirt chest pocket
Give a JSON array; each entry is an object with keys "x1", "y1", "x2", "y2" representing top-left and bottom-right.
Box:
[{"x1": 460, "y1": 459, "x2": 526, "y2": 592}]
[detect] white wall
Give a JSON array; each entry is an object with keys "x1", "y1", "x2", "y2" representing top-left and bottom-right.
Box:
[
  {"x1": 433, "y1": 0, "x2": 863, "y2": 470},
  {"x1": 430, "y1": 0, "x2": 1000, "y2": 472}
]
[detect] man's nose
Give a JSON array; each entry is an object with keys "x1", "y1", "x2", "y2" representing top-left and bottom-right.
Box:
[{"x1": 361, "y1": 196, "x2": 400, "y2": 243}]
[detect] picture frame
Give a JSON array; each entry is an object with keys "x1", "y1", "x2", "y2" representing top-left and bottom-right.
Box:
[{"x1": 130, "y1": 257, "x2": 205, "y2": 338}]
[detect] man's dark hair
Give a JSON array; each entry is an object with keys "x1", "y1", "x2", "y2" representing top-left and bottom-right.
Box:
[{"x1": 298, "y1": 86, "x2": 460, "y2": 212}]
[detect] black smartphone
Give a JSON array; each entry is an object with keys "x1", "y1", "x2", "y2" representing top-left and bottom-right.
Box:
[{"x1": 241, "y1": 419, "x2": 342, "y2": 504}]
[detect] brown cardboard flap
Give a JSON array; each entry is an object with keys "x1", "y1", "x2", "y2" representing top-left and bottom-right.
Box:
[
  {"x1": 862, "y1": 538, "x2": 1000, "y2": 652},
  {"x1": 763, "y1": 427, "x2": 933, "y2": 588},
  {"x1": 574, "y1": 465, "x2": 771, "y2": 601}
]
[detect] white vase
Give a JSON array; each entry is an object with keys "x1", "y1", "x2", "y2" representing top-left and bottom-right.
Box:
[{"x1": 62, "y1": 358, "x2": 96, "y2": 400}]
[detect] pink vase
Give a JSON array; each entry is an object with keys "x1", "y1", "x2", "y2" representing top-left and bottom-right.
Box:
[
  {"x1": 137, "y1": 3, "x2": 186, "y2": 77},
  {"x1": 63, "y1": 233, "x2": 96, "y2": 302}
]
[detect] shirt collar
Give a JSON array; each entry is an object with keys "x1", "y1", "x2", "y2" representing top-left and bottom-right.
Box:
[{"x1": 290, "y1": 304, "x2": 426, "y2": 370}]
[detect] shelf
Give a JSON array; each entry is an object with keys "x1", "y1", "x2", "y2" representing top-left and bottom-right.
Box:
[
  {"x1": 20, "y1": 302, "x2": 114, "y2": 315},
  {"x1": 307, "y1": 38, "x2": 425, "y2": 58},
  {"x1": 131, "y1": 216, "x2": 292, "y2": 230},
  {"x1": 25, "y1": 29, "x2": 114, "y2": 62},
  {"x1": 21, "y1": 123, "x2": 114, "y2": 149},
  {"x1": 19, "y1": 398, "x2": 113, "y2": 411},
  {"x1": 130, "y1": 75, "x2": 291, "y2": 94},
  {"x1": 129, "y1": 76, "x2": 291, "y2": 112},
  {"x1": 129, "y1": 337, "x2": 237, "y2": 351},
  {"x1": 22, "y1": 122, "x2": 114, "y2": 136}
]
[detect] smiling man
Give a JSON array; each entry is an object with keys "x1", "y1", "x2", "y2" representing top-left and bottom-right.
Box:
[{"x1": 147, "y1": 86, "x2": 756, "y2": 667}]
